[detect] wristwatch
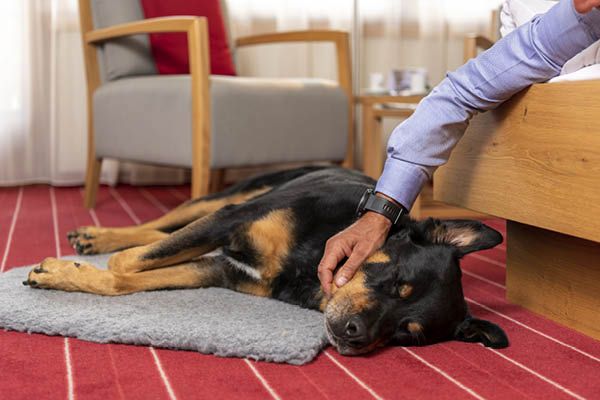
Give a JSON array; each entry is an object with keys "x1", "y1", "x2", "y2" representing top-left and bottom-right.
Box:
[{"x1": 356, "y1": 188, "x2": 406, "y2": 225}]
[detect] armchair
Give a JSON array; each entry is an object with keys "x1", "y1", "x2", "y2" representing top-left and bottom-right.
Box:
[{"x1": 78, "y1": 0, "x2": 353, "y2": 208}]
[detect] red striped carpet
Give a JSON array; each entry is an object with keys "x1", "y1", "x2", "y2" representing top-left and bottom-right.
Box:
[{"x1": 0, "y1": 185, "x2": 598, "y2": 400}]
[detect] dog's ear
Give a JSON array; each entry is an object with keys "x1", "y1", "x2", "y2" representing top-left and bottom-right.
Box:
[
  {"x1": 454, "y1": 317, "x2": 509, "y2": 348},
  {"x1": 419, "y1": 219, "x2": 503, "y2": 257}
]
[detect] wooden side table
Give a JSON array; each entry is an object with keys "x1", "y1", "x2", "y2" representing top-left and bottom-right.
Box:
[{"x1": 358, "y1": 93, "x2": 486, "y2": 220}]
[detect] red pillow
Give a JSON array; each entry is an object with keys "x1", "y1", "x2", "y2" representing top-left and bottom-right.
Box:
[{"x1": 140, "y1": 0, "x2": 236, "y2": 76}]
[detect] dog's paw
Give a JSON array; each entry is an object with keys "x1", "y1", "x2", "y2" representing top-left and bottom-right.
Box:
[
  {"x1": 67, "y1": 227, "x2": 107, "y2": 255},
  {"x1": 23, "y1": 258, "x2": 90, "y2": 290}
]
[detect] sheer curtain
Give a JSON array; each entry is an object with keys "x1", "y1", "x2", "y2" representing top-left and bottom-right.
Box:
[
  {"x1": 0, "y1": 0, "x2": 116, "y2": 186},
  {"x1": 0, "y1": 0, "x2": 501, "y2": 186},
  {"x1": 229, "y1": 0, "x2": 502, "y2": 91},
  {"x1": 0, "y1": 0, "x2": 184, "y2": 186}
]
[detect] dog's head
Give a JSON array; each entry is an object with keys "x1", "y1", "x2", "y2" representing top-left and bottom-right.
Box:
[{"x1": 324, "y1": 219, "x2": 508, "y2": 355}]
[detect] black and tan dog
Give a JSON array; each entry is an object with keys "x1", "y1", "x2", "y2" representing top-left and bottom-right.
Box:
[{"x1": 24, "y1": 166, "x2": 508, "y2": 355}]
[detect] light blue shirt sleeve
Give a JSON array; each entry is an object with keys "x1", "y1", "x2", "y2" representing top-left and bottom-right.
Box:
[{"x1": 375, "y1": 0, "x2": 600, "y2": 210}]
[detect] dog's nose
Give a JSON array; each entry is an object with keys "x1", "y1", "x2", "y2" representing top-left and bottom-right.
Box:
[{"x1": 344, "y1": 317, "x2": 366, "y2": 339}]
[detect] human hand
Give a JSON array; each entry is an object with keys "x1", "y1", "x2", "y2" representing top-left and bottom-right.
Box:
[
  {"x1": 573, "y1": 0, "x2": 600, "y2": 13},
  {"x1": 318, "y1": 211, "x2": 392, "y2": 296}
]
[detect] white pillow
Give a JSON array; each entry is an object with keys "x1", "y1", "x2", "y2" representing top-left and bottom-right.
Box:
[
  {"x1": 500, "y1": 0, "x2": 557, "y2": 37},
  {"x1": 500, "y1": 0, "x2": 600, "y2": 77}
]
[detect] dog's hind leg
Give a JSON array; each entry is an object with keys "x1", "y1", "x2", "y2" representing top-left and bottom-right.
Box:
[
  {"x1": 68, "y1": 187, "x2": 270, "y2": 255},
  {"x1": 24, "y1": 256, "x2": 229, "y2": 296}
]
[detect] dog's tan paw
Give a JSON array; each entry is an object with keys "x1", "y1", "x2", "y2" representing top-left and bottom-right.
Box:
[
  {"x1": 24, "y1": 258, "x2": 93, "y2": 291},
  {"x1": 67, "y1": 227, "x2": 114, "y2": 255}
]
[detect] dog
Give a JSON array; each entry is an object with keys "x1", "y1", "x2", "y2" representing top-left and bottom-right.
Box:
[{"x1": 24, "y1": 166, "x2": 508, "y2": 355}]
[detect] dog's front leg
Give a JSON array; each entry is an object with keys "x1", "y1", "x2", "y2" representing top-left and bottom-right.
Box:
[{"x1": 24, "y1": 257, "x2": 228, "y2": 295}]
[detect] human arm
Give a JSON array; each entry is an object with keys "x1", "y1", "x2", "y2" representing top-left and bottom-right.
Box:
[{"x1": 318, "y1": 0, "x2": 600, "y2": 294}]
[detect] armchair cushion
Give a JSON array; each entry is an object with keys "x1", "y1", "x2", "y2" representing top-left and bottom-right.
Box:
[
  {"x1": 90, "y1": 0, "x2": 158, "y2": 81},
  {"x1": 140, "y1": 0, "x2": 236, "y2": 76},
  {"x1": 93, "y1": 76, "x2": 348, "y2": 168}
]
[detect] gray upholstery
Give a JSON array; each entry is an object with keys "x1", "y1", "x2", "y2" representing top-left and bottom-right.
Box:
[
  {"x1": 90, "y1": 0, "x2": 157, "y2": 81},
  {"x1": 94, "y1": 76, "x2": 349, "y2": 168}
]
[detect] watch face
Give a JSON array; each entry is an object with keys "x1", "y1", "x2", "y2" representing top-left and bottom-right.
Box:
[{"x1": 356, "y1": 188, "x2": 373, "y2": 217}]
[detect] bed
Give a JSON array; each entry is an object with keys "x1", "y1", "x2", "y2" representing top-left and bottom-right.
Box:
[{"x1": 434, "y1": 16, "x2": 600, "y2": 339}]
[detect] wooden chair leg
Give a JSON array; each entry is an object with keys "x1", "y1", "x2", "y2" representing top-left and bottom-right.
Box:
[
  {"x1": 84, "y1": 158, "x2": 102, "y2": 209},
  {"x1": 191, "y1": 161, "x2": 211, "y2": 199}
]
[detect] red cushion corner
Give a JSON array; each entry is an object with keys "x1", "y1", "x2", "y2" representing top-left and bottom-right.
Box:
[{"x1": 140, "y1": 0, "x2": 236, "y2": 76}]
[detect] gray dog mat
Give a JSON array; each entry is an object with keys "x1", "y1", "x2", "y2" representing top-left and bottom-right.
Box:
[{"x1": 0, "y1": 254, "x2": 328, "y2": 365}]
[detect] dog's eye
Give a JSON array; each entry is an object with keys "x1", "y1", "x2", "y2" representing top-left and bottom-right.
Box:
[{"x1": 398, "y1": 283, "x2": 413, "y2": 298}]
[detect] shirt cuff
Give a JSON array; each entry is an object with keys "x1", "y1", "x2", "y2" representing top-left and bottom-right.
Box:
[{"x1": 375, "y1": 157, "x2": 429, "y2": 211}]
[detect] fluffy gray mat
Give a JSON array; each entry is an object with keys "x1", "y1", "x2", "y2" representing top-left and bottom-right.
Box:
[{"x1": 0, "y1": 254, "x2": 328, "y2": 365}]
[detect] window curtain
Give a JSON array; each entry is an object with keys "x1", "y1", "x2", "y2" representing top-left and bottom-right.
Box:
[
  {"x1": 0, "y1": 0, "x2": 186, "y2": 186},
  {"x1": 0, "y1": 0, "x2": 501, "y2": 186}
]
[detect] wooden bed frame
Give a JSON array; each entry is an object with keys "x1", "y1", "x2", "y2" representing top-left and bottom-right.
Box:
[{"x1": 434, "y1": 38, "x2": 600, "y2": 339}]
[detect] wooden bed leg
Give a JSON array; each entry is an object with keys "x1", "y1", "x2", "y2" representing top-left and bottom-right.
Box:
[{"x1": 506, "y1": 221, "x2": 600, "y2": 340}]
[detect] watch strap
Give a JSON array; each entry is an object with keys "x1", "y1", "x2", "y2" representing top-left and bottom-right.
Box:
[{"x1": 356, "y1": 188, "x2": 406, "y2": 225}]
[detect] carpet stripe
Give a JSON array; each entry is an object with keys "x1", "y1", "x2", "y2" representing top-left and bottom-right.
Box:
[
  {"x1": 50, "y1": 187, "x2": 77, "y2": 400},
  {"x1": 139, "y1": 188, "x2": 169, "y2": 213},
  {"x1": 467, "y1": 253, "x2": 505, "y2": 268},
  {"x1": 156, "y1": 350, "x2": 271, "y2": 400},
  {"x1": 461, "y1": 257, "x2": 506, "y2": 287},
  {"x1": 86, "y1": 186, "x2": 181, "y2": 399},
  {"x1": 58, "y1": 187, "x2": 132, "y2": 400},
  {"x1": 463, "y1": 279, "x2": 600, "y2": 366},
  {"x1": 462, "y1": 269, "x2": 505, "y2": 290},
  {"x1": 244, "y1": 359, "x2": 282, "y2": 400},
  {"x1": 323, "y1": 347, "x2": 472, "y2": 399},
  {"x1": 413, "y1": 344, "x2": 544, "y2": 400},
  {"x1": 466, "y1": 297, "x2": 600, "y2": 363},
  {"x1": 248, "y1": 359, "x2": 333, "y2": 399},
  {"x1": 150, "y1": 348, "x2": 178, "y2": 400},
  {"x1": 107, "y1": 187, "x2": 178, "y2": 400},
  {"x1": 168, "y1": 188, "x2": 188, "y2": 202},
  {"x1": 402, "y1": 348, "x2": 485, "y2": 400},
  {"x1": 324, "y1": 351, "x2": 384, "y2": 400},
  {"x1": 109, "y1": 187, "x2": 141, "y2": 224},
  {"x1": 0, "y1": 187, "x2": 23, "y2": 272},
  {"x1": 464, "y1": 300, "x2": 600, "y2": 398},
  {"x1": 488, "y1": 348, "x2": 585, "y2": 400},
  {"x1": 147, "y1": 186, "x2": 187, "y2": 210},
  {"x1": 0, "y1": 186, "x2": 69, "y2": 399},
  {"x1": 64, "y1": 338, "x2": 75, "y2": 400}
]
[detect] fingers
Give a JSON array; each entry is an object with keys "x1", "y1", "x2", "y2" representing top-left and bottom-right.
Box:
[
  {"x1": 318, "y1": 239, "x2": 349, "y2": 295},
  {"x1": 334, "y1": 243, "x2": 370, "y2": 287}
]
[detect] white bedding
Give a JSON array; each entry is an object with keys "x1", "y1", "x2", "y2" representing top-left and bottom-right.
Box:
[{"x1": 501, "y1": 0, "x2": 600, "y2": 82}]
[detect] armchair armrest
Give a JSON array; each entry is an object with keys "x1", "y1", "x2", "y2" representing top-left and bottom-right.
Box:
[
  {"x1": 463, "y1": 34, "x2": 494, "y2": 62},
  {"x1": 235, "y1": 30, "x2": 351, "y2": 97},
  {"x1": 85, "y1": 16, "x2": 204, "y2": 43}
]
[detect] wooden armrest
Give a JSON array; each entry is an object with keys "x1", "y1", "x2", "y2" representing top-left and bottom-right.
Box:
[
  {"x1": 463, "y1": 34, "x2": 494, "y2": 62},
  {"x1": 235, "y1": 30, "x2": 348, "y2": 47},
  {"x1": 235, "y1": 30, "x2": 351, "y2": 97},
  {"x1": 85, "y1": 16, "x2": 205, "y2": 44}
]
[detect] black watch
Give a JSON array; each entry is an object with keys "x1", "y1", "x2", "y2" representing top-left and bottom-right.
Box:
[{"x1": 356, "y1": 188, "x2": 406, "y2": 225}]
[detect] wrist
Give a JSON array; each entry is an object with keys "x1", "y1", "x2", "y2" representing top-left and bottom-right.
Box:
[{"x1": 363, "y1": 211, "x2": 393, "y2": 229}]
